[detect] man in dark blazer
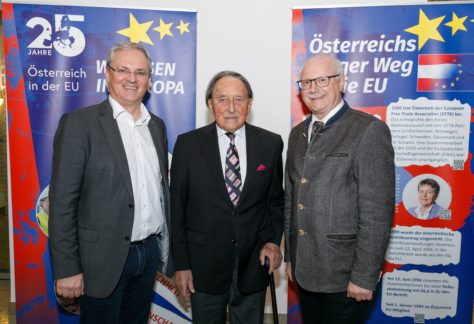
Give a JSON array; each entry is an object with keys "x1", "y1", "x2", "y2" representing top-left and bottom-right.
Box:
[
  {"x1": 49, "y1": 42, "x2": 172, "y2": 323},
  {"x1": 285, "y1": 55, "x2": 395, "y2": 323},
  {"x1": 171, "y1": 71, "x2": 284, "y2": 323}
]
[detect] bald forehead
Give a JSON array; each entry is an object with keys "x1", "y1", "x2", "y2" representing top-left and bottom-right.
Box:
[{"x1": 301, "y1": 56, "x2": 338, "y2": 78}]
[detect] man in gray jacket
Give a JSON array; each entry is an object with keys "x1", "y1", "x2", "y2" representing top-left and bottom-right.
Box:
[{"x1": 284, "y1": 55, "x2": 395, "y2": 323}]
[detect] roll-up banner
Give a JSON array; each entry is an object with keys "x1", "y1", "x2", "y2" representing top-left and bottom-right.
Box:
[
  {"x1": 2, "y1": 3, "x2": 196, "y2": 323},
  {"x1": 290, "y1": 3, "x2": 474, "y2": 324}
]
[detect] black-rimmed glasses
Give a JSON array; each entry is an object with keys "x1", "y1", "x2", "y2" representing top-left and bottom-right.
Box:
[{"x1": 297, "y1": 74, "x2": 340, "y2": 90}]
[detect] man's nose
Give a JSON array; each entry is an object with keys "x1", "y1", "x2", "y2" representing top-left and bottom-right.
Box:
[
  {"x1": 227, "y1": 102, "x2": 236, "y2": 113},
  {"x1": 126, "y1": 71, "x2": 138, "y2": 81}
]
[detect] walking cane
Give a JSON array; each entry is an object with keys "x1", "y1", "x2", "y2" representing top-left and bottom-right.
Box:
[{"x1": 264, "y1": 256, "x2": 279, "y2": 324}]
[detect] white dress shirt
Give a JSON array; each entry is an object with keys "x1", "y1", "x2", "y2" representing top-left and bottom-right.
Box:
[
  {"x1": 109, "y1": 96, "x2": 165, "y2": 242},
  {"x1": 217, "y1": 124, "x2": 247, "y2": 188}
]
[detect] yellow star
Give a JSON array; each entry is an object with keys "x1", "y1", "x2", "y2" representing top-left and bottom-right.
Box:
[
  {"x1": 176, "y1": 20, "x2": 190, "y2": 35},
  {"x1": 445, "y1": 12, "x2": 467, "y2": 35},
  {"x1": 450, "y1": 82, "x2": 455, "y2": 87},
  {"x1": 154, "y1": 19, "x2": 173, "y2": 40},
  {"x1": 442, "y1": 84, "x2": 446, "y2": 89},
  {"x1": 456, "y1": 77, "x2": 460, "y2": 81},
  {"x1": 405, "y1": 9, "x2": 445, "y2": 50},
  {"x1": 459, "y1": 70, "x2": 463, "y2": 74},
  {"x1": 117, "y1": 13, "x2": 154, "y2": 45}
]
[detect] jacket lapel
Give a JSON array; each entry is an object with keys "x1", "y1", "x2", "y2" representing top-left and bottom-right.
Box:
[
  {"x1": 238, "y1": 124, "x2": 261, "y2": 205},
  {"x1": 99, "y1": 101, "x2": 134, "y2": 199},
  {"x1": 200, "y1": 124, "x2": 235, "y2": 208},
  {"x1": 148, "y1": 119, "x2": 168, "y2": 182}
]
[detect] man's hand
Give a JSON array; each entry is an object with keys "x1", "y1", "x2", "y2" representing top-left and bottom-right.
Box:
[
  {"x1": 285, "y1": 262, "x2": 293, "y2": 282},
  {"x1": 347, "y1": 281, "x2": 373, "y2": 301},
  {"x1": 56, "y1": 273, "x2": 84, "y2": 298},
  {"x1": 174, "y1": 270, "x2": 195, "y2": 300},
  {"x1": 259, "y1": 242, "x2": 282, "y2": 274}
]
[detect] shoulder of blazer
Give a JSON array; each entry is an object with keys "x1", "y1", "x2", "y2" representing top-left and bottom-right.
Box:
[
  {"x1": 149, "y1": 111, "x2": 166, "y2": 127},
  {"x1": 61, "y1": 99, "x2": 110, "y2": 120},
  {"x1": 177, "y1": 123, "x2": 215, "y2": 140},
  {"x1": 55, "y1": 101, "x2": 110, "y2": 132},
  {"x1": 245, "y1": 123, "x2": 282, "y2": 144}
]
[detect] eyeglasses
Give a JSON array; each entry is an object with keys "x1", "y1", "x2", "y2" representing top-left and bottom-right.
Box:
[
  {"x1": 213, "y1": 96, "x2": 248, "y2": 108},
  {"x1": 107, "y1": 65, "x2": 150, "y2": 79},
  {"x1": 297, "y1": 74, "x2": 340, "y2": 90}
]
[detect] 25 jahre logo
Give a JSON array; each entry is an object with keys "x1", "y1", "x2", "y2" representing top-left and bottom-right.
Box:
[{"x1": 26, "y1": 14, "x2": 85, "y2": 57}]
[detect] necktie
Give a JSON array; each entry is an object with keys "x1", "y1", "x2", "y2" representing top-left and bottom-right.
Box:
[
  {"x1": 310, "y1": 121, "x2": 324, "y2": 142},
  {"x1": 225, "y1": 132, "x2": 242, "y2": 206}
]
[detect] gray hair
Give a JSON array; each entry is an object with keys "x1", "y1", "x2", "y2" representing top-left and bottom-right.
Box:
[
  {"x1": 106, "y1": 41, "x2": 152, "y2": 74},
  {"x1": 205, "y1": 70, "x2": 253, "y2": 106}
]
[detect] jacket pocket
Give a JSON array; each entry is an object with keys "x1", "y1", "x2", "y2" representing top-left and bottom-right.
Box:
[
  {"x1": 326, "y1": 234, "x2": 357, "y2": 240},
  {"x1": 186, "y1": 229, "x2": 207, "y2": 246},
  {"x1": 326, "y1": 152, "x2": 349, "y2": 157}
]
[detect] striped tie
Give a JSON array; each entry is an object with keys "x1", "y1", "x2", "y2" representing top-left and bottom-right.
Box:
[
  {"x1": 310, "y1": 121, "x2": 324, "y2": 142},
  {"x1": 225, "y1": 132, "x2": 242, "y2": 206}
]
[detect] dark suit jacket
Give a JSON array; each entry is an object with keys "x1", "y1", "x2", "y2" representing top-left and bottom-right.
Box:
[
  {"x1": 284, "y1": 102, "x2": 395, "y2": 293},
  {"x1": 170, "y1": 123, "x2": 284, "y2": 294},
  {"x1": 49, "y1": 99, "x2": 172, "y2": 298}
]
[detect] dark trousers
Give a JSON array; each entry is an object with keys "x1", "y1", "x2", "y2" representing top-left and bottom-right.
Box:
[
  {"x1": 190, "y1": 258, "x2": 266, "y2": 324},
  {"x1": 298, "y1": 286, "x2": 370, "y2": 324},
  {"x1": 79, "y1": 235, "x2": 160, "y2": 324}
]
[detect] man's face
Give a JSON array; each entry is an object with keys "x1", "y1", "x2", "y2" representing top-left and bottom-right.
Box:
[
  {"x1": 105, "y1": 49, "x2": 151, "y2": 109},
  {"x1": 418, "y1": 184, "x2": 437, "y2": 208},
  {"x1": 300, "y1": 56, "x2": 344, "y2": 119},
  {"x1": 208, "y1": 76, "x2": 252, "y2": 132}
]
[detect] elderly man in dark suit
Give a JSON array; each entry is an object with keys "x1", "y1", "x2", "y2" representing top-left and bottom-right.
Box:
[
  {"x1": 171, "y1": 70, "x2": 284, "y2": 323},
  {"x1": 49, "y1": 42, "x2": 172, "y2": 323},
  {"x1": 284, "y1": 55, "x2": 395, "y2": 324}
]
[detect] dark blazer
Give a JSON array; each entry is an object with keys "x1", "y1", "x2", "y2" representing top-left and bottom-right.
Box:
[
  {"x1": 49, "y1": 99, "x2": 172, "y2": 298},
  {"x1": 170, "y1": 123, "x2": 284, "y2": 294},
  {"x1": 284, "y1": 102, "x2": 395, "y2": 293}
]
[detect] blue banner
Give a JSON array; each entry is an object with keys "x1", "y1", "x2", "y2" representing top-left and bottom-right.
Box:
[
  {"x1": 3, "y1": 3, "x2": 196, "y2": 323},
  {"x1": 290, "y1": 4, "x2": 474, "y2": 324}
]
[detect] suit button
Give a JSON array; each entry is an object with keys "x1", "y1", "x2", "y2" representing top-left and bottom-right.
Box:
[
  {"x1": 230, "y1": 239, "x2": 236, "y2": 244},
  {"x1": 301, "y1": 178, "x2": 307, "y2": 184},
  {"x1": 298, "y1": 203, "x2": 304, "y2": 210},
  {"x1": 124, "y1": 236, "x2": 130, "y2": 242},
  {"x1": 128, "y1": 203, "x2": 133, "y2": 209},
  {"x1": 298, "y1": 229, "x2": 305, "y2": 236}
]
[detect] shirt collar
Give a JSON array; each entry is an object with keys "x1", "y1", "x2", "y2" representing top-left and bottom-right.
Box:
[
  {"x1": 216, "y1": 123, "x2": 246, "y2": 139},
  {"x1": 109, "y1": 95, "x2": 150, "y2": 125}
]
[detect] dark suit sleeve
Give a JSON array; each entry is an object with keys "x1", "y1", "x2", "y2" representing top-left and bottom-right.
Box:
[
  {"x1": 266, "y1": 136, "x2": 285, "y2": 246},
  {"x1": 49, "y1": 113, "x2": 87, "y2": 279},
  {"x1": 351, "y1": 120, "x2": 395, "y2": 290},
  {"x1": 170, "y1": 135, "x2": 191, "y2": 270},
  {"x1": 283, "y1": 131, "x2": 294, "y2": 262}
]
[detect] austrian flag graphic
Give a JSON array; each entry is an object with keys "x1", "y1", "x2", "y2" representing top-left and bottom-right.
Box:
[{"x1": 417, "y1": 54, "x2": 474, "y2": 92}]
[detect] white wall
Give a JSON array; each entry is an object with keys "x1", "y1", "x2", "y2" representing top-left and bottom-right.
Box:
[{"x1": 7, "y1": 0, "x2": 424, "y2": 312}]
